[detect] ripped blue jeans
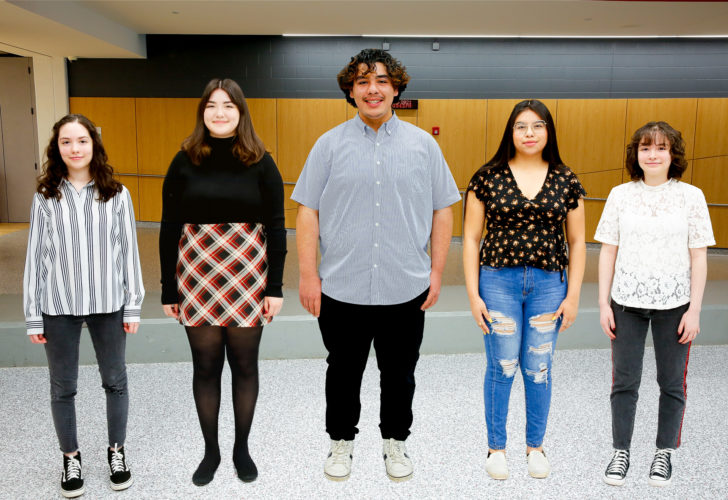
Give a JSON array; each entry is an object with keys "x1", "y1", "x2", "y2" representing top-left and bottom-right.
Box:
[{"x1": 479, "y1": 266, "x2": 566, "y2": 449}]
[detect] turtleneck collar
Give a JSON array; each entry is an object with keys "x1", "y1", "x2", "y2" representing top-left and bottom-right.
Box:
[
  {"x1": 207, "y1": 135, "x2": 236, "y2": 150},
  {"x1": 638, "y1": 178, "x2": 674, "y2": 191}
]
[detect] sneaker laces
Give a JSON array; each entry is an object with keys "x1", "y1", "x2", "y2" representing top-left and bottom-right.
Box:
[
  {"x1": 606, "y1": 450, "x2": 629, "y2": 476},
  {"x1": 109, "y1": 447, "x2": 126, "y2": 474},
  {"x1": 650, "y1": 449, "x2": 672, "y2": 477},
  {"x1": 329, "y1": 440, "x2": 351, "y2": 465},
  {"x1": 385, "y1": 439, "x2": 408, "y2": 466},
  {"x1": 65, "y1": 456, "x2": 81, "y2": 480}
]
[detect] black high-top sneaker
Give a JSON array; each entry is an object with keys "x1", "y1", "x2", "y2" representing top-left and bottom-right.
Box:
[
  {"x1": 61, "y1": 452, "x2": 85, "y2": 498},
  {"x1": 108, "y1": 444, "x2": 133, "y2": 491}
]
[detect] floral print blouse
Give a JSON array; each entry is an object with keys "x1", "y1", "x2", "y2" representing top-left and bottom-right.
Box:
[{"x1": 467, "y1": 163, "x2": 585, "y2": 271}]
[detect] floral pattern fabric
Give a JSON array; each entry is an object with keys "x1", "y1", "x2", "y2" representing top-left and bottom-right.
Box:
[
  {"x1": 594, "y1": 179, "x2": 715, "y2": 309},
  {"x1": 467, "y1": 163, "x2": 585, "y2": 271}
]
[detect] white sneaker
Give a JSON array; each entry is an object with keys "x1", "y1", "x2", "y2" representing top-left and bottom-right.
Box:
[
  {"x1": 486, "y1": 450, "x2": 508, "y2": 480},
  {"x1": 324, "y1": 439, "x2": 353, "y2": 481},
  {"x1": 527, "y1": 450, "x2": 551, "y2": 478},
  {"x1": 382, "y1": 438, "x2": 413, "y2": 482}
]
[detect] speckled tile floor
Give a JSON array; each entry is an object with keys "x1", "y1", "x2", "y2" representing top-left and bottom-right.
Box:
[{"x1": 1, "y1": 346, "x2": 726, "y2": 499}]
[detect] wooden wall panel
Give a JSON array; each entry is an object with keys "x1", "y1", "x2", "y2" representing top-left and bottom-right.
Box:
[
  {"x1": 451, "y1": 198, "x2": 464, "y2": 237},
  {"x1": 692, "y1": 156, "x2": 728, "y2": 204},
  {"x1": 485, "y1": 99, "x2": 558, "y2": 161},
  {"x1": 276, "y1": 99, "x2": 347, "y2": 183},
  {"x1": 69, "y1": 97, "x2": 137, "y2": 174},
  {"x1": 116, "y1": 175, "x2": 139, "y2": 218},
  {"x1": 577, "y1": 170, "x2": 623, "y2": 200},
  {"x1": 136, "y1": 98, "x2": 197, "y2": 175},
  {"x1": 694, "y1": 98, "x2": 728, "y2": 159},
  {"x1": 625, "y1": 98, "x2": 697, "y2": 159},
  {"x1": 418, "y1": 99, "x2": 487, "y2": 189},
  {"x1": 584, "y1": 199, "x2": 606, "y2": 244},
  {"x1": 138, "y1": 176, "x2": 164, "y2": 222},
  {"x1": 283, "y1": 184, "x2": 298, "y2": 229},
  {"x1": 557, "y1": 99, "x2": 627, "y2": 174},
  {"x1": 708, "y1": 206, "x2": 728, "y2": 248},
  {"x1": 247, "y1": 98, "x2": 277, "y2": 161}
]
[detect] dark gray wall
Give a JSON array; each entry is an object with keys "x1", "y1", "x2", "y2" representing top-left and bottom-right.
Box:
[{"x1": 68, "y1": 35, "x2": 728, "y2": 99}]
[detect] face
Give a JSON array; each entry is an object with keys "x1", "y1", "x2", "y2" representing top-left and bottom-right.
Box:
[
  {"x1": 511, "y1": 109, "x2": 548, "y2": 157},
  {"x1": 203, "y1": 88, "x2": 240, "y2": 138},
  {"x1": 637, "y1": 134, "x2": 671, "y2": 182},
  {"x1": 349, "y1": 62, "x2": 398, "y2": 130},
  {"x1": 58, "y1": 121, "x2": 93, "y2": 175}
]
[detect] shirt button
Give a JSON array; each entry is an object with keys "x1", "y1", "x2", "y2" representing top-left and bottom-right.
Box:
[
  {"x1": 374, "y1": 243, "x2": 379, "y2": 247},
  {"x1": 375, "y1": 222, "x2": 379, "y2": 227},
  {"x1": 375, "y1": 202, "x2": 380, "y2": 207},
  {"x1": 373, "y1": 264, "x2": 378, "y2": 268},
  {"x1": 376, "y1": 161, "x2": 381, "y2": 165},
  {"x1": 376, "y1": 181, "x2": 380, "y2": 185}
]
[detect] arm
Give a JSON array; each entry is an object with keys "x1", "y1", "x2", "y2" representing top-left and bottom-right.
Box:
[
  {"x1": 296, "y1": 204, "x2": 321, "y2": 317},
  {"x1": 119, "y1": 188, "x2": 145, "y2": 334},
  {"x1": 598, "y1": 243, "x2": 618, "y2": 339},
  {"x1": 421, "y1": 205, "x2": 453, "y2": 310},
  {"x1": 556, "y1": 198, "x2": 586, "y2": 332},
  {"x1": 23, "y1": 194, "x2": 47, "y2": 343},
  {"x1": 260, "y1": 154, "x2": 287, "y2": 320},
  {"x1": 159, "y1": 154, "x2": 185, "y2": 319},
  {"x1": 462, "y1": 192, "x2": 491, "y2": 333},
  {"x1": 677, "y1": 247, "x2": 708, "y2": 344}
]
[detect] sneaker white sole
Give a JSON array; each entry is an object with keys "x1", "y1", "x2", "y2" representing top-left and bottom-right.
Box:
[
  {"x1": 529, "y1": 469, "x2": 550, "y2": 479},
  {"x1": 387, "y1": 471, "x2": 413, "y2": 482},
  {"x1": 648, "y1": 477, "x2": 672, "y2": 487},
  {"x1": 110, "y1": 476, "x2": 134, "y2": 491},
  {"x1": 324, "y1": 472, "x2": 350, "y2": 481},
  {"x1": 61, "y1": 485, "x2": 85, "y2": 498},
  {"x1": 604, "y1": 475, "x2": 626, "y2": 486}
]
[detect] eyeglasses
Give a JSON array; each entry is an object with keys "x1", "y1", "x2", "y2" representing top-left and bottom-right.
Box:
[{"x1": 513, "y1": 121, "x2": 547, "y2": 134}]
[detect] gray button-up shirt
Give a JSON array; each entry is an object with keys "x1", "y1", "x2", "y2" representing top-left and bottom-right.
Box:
[{"x1": 292, "y1": 113, "x2": 461, "y2": 305}]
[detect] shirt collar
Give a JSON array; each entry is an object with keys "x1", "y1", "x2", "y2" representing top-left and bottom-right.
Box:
[
  {"x1": 62, "y1": 178, "x2": 95, "y2": 189},
  {"x1": 353, "y1": 111, "x2": 400, "y2": 136}
]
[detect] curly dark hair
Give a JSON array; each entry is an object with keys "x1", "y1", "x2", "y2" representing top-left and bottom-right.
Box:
[
  {"x1": 181, "y1": 78, "x2": 266, "y2": 166},
  {"x1": 625, "y1": 121, "x2": 687, "y2": 181},
  {"x1": 336, "y1": 48, "x2": 410, "y2": 107},
  {"x1": 37, "y1": 114, "x2": 122, "y2": 202}
]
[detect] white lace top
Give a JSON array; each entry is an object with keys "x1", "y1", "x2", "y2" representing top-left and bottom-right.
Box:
[{"x1": 595, "y1": 180, "x2": 715, "y2": 309}]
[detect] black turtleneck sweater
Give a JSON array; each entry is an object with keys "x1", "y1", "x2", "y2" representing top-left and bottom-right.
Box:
[{"x1": 159, "y1": 137, "x2": 286, "y2": 303}]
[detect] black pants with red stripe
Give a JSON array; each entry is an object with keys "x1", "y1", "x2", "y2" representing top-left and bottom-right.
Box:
[
  {"x1": 610, "y1": 301, "x2": 691, "y2": 450},
  {"x1": 318, "y1": 290, "x2": 427, "y2": 442}
]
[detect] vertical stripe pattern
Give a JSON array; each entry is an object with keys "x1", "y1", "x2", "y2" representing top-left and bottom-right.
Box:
[{"x1": 23, "y1": 181, "x2": 145, "y2": 335}]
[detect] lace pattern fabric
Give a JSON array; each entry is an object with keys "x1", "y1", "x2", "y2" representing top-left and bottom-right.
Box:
[{"x1": 595, "y1": 180, "x2": 715, "y2": 309}]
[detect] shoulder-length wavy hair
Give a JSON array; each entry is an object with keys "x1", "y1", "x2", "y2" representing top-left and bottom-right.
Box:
[
  {"x1": 478, "y1": 99, "x2": 565, "y2": 174},
  {"x1": 37, "y1": 114, "x2": 121, "y2": 201},
  {"x1": 181, "y1": 78, "x2": 266, "y2": 166},
  {"x1": 336, "y1": 48, "x2": 410, "y2": 107},
  {"x1": 625, "y1": 121, "x2": 687, "y2": 181}
]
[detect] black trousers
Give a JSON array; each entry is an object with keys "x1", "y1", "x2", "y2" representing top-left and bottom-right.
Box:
[
  {"x1": 610, "y1": 300, "x2": 691, "y2": 450},
  {"x1": 318, "y1": 289, "x2": 427, "y2": 441}
]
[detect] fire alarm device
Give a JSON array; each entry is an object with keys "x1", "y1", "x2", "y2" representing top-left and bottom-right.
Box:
[{"x1": 432, "y1": 126, "x2": 440, "y2": 136}]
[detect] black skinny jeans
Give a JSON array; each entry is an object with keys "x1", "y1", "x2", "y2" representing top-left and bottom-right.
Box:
[{"x1": 610, "y1": 301, "x2": 691, "y2": 450}]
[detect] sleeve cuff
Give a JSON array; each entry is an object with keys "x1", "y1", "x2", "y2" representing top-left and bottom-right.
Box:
[
  {"x1": 123, "y1": 307, "x2": 141, "y2": 323},
  {"x1": 264, "y1": 285, "x2": 283, "y2": 298},
  {"x1": 26, "y1": 319, "x2": 44, "y2": 335}
]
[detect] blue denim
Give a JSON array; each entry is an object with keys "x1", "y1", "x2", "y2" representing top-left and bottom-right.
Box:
[{"x1": 478, "y1": 266, "x2": 566, "y2": 449}]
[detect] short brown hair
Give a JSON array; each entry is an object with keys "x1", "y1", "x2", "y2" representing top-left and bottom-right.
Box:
[
  {"x1": 336, "y1": 49, "x2": 410, "y2": 107},
  {"x1": 625, "y1": 121, "x2": 687, "y2": 181},
  {"x1": 182, "y1": 78, "x2": 266, "y2": 166}
]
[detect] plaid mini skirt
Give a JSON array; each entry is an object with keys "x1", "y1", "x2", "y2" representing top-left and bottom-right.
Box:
[{"x1": 176, "y1": 222, "x2": 269, "y2": 327}]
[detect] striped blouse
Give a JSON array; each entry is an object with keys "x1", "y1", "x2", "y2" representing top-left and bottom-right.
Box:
[{"x1": 23, "y1": 180, "x2": 145, "y2": 335}]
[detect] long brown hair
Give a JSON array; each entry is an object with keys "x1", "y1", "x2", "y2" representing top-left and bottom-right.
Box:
[
  {"x1": 181, "y1": 78, "x2": 266, "y2": 166},
  {"x1": 37, "y1": 114, "x2": 122, "y2": 201},
  {"x1": 625, "y1": 121, "x2": 687, "y2": 181}
]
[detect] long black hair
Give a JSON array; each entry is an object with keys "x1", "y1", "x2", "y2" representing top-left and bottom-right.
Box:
[{"x1": 479, "y1": 99, "x2": 565, "y2": 173}]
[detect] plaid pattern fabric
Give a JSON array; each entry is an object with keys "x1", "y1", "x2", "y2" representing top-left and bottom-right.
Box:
[{"x1": 177, "y1": 223, "x2": 268, "y2": 327}]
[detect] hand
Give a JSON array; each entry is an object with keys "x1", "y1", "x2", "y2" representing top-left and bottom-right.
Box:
[
  {"x1": 555, "y1": 295, "x2": 579, "y2": 333},
  {"x1": 677, "y1": 308, "x2": 700, "y2": 344},
  {"x1": 599, "y1": 303, "x2": 616, "y2": 340},
  {"x1": 163, "y1": 304, "x2": 179, "y2": 320},
  {"x1": 263, "y1": 296, "x2": 284, "y2": 321},
  {"x1": 29, "y1": 334, "x2": 47, "y2": 344},
  {"x1": 299, "y1": 274, "x2": 322, "y2": 317},
  {"x1": 421, "y1": 272, "x2": 442, "y2": 311},
  {"x1": 469, "y1": 296, "x2": 492, "y2": 334},
  {"x1": 123, "y1": 322, "x2": 139, "y2": 334}
]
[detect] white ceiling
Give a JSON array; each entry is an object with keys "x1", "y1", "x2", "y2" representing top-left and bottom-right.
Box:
[{"x1": 2, "y1": 0, "x2": 728, "y2": 59}]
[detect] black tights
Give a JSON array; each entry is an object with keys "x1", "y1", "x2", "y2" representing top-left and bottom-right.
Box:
[{"x1": 186, "y1": 325, "x2": 262, "y2": 481}]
